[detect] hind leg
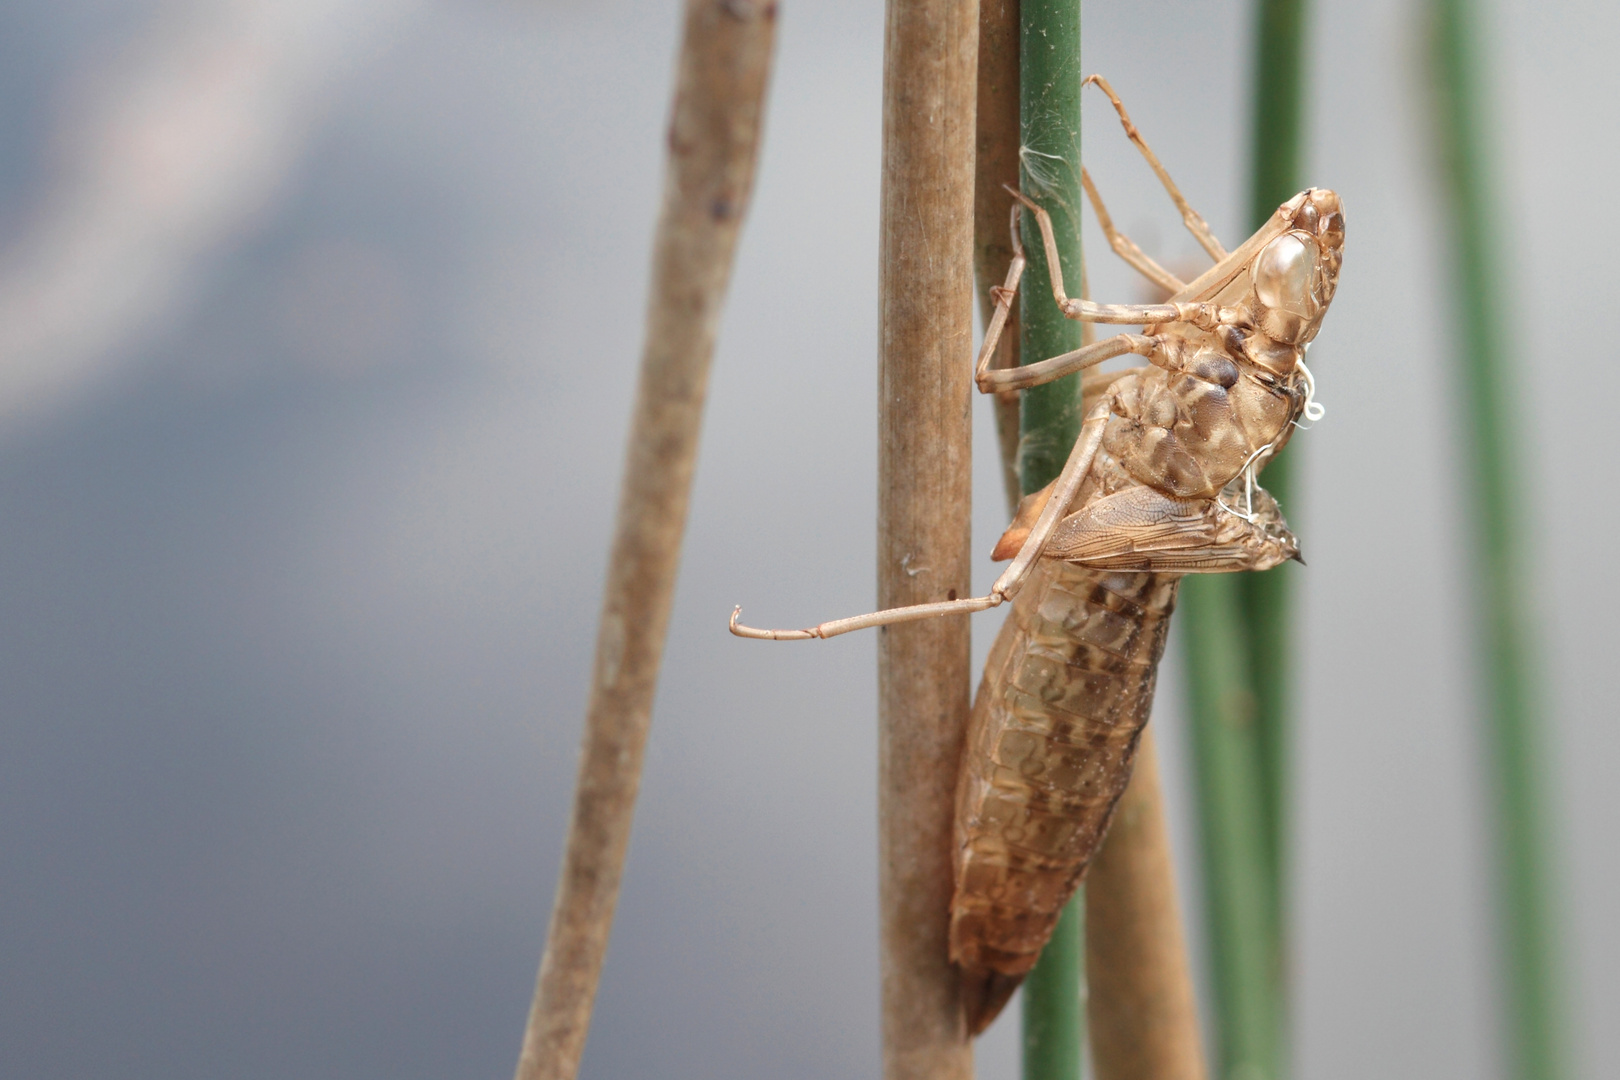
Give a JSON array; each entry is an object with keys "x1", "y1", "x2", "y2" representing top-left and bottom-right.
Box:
[
  {"x1": 1080, "y1": 166, "x2": 1184, "y2": 295},
  {"x1": 1084, "y1": 74, "x2": 1228, "y2": 262}
]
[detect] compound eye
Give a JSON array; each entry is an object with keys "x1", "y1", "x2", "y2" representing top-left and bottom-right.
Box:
[{"x1": 1253, "y1": 232, "x2": 1319, "y2": 317}]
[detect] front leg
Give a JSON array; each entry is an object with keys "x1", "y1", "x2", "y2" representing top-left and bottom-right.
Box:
[
  {"x1": 976, "y1": 331, "x2": 1164, "y2": 394},
  {"x1": 976, "y1": 326, "x2": 1221, "y2": 395},
  {"x1": 1007, "y1": 187, "x2": 1220, "y2": 328}
]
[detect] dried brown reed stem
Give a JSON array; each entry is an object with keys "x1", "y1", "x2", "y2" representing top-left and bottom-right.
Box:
[
  {"x1": 972, "y1": 0, "x2": 1023, "y2": 517},
  {"x1": 877, "y1": 0, "x2": 978, "y2": 1076},
  {"x1": 1086, "y1": 729, "x2": 1207, "y2": 1080},
  {"x1": 511, "y1": 4, "x2": 776, "y2": 1078}
]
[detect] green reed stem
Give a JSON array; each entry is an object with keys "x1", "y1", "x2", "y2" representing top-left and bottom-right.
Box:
[
  {"x1": 1240, "y1": 0, "x2": 1308, "y2": 930},
  {"x1": 1181, "y1": 3, "x2": 1310, "y2": 1074},
  {"x1": 1017, "y1": 0, "x2": 1085, "y2": 1077},
  {"x1": 1181, "y1": 574, "x2": 1283, "y2": 1080},
  {"x1": 1428, "y1": 2, "x2": 1565, "y2": 1078},
  {"x1": 1017, "y1": 0, "x2": 1085, "y2": 494},
  {"x1": 1023, "y1": 893, "x2": 1085, "y2": 1080}
]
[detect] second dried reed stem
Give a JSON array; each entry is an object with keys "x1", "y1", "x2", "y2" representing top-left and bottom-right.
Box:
[{"x1": 511, "y1": 4, "x2": 776, "y2": 1077}]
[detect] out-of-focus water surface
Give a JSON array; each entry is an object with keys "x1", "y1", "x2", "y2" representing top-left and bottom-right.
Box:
[{"x1": 0, "y1": 1, "x2": 1615, "y2": 1078}]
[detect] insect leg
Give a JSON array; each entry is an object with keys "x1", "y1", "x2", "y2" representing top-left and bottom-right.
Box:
[
  {"x1": 976, "y1": 331, "x2": 1159, "y2": 394},
  {"x1": 729, "y1": 398, "x2": 1113, "y2": 641},
  {"x1": 729, "y1": 594, "x2": 1002, "y2": 640},
  {"x1": 1083, "y1": 74, "x2": 1228, "y2": 262},
  {"x1": 972, "y1": 203, "x2": 1028, "y2": 392},
  {"x1": 1007, "y1": 187, "x2": 1218, "y2": 327},
  {"x1": 987, "y1": 395, "x2": 1111, "y2": 592},
  {"x1": 1080, "y1": 166, "x2": 1185, "y2": 295}
]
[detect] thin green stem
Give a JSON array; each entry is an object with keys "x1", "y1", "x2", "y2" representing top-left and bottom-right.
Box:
[
  {"x1": 1181, "y1": 574, "x2": 1283, "y2": 1080},
  {"x1": 1017, "y1": 0, "x2": 1085, "y2": 494},
  {"x1": 1240, "y1": 0, "x2": 1309, "y2": 1011},
  {"x1": 1428, "y1": 2, "x2": 1565, "y2": 1078},
  {"x1": 1247, "y1": 0, "x2": 1307, "y2": 234},
  {"x1": 1181, "y1": 4, "x2": 1310, "y2": 1077},
  {"x1": 1023, "y1": 894, "x2": 1085, "y2": 1080},
  {"x1": 1017, "y1": 1, "x2": 1085, "y2": 1077}
]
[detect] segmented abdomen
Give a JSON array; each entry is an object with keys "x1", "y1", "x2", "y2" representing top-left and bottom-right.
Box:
[{"x1": 950, "y1": 560, "x2": 1179, "y2": 1030}]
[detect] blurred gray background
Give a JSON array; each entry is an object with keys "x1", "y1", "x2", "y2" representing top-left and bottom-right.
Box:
[{"x1": 0, "y1": 0, "x2": 1614, "y2": 1077}]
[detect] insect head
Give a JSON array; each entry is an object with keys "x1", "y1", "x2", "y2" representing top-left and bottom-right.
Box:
[{"x1": 1249, "y1": 189, "x2": 1344, "y2": 347}]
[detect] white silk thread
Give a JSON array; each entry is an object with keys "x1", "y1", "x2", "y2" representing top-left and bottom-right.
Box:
[
  {"x1": 1216, "y1": 441, "x2": 1276, "y2": 523},
  {"x1": 1295, "y1": 347, "x2": 1326, "y2": 426}
]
